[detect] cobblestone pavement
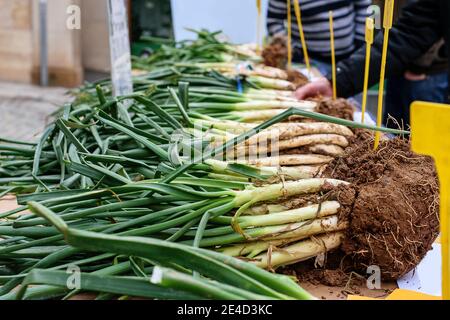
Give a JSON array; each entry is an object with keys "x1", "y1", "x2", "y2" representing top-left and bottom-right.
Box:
[{"x1": 0, "y1": 82, "x2": 72, "y2": 142}]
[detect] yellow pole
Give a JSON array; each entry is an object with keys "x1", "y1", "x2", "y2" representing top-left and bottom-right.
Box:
[
  {"x1": 287, "y1": 0, "x2": 292, "y2": 68},
  {"x1": 361, "y1": 18, "x2": 374, "y2": 124},
  {"x1": 256, "y1": 0, "x2": 262, "y2": 53},
  {"x1": 329, "y1": 11, "x2": 336, "y2": 100},
  {"x1": 374, "y1": 0, "x2": 394, "y2": 149},
  {"x1": 292, "y1": 0, "x2": 311, "y2": 73}
]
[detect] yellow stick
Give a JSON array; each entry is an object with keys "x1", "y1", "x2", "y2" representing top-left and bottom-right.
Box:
[
  {"x1": 329, "y1": 11, "x2": 336, "y2": 100},
  {"x1": 293, "y1": 0, "x2": 311, "y2": 73},
  {"x1": 256, "y1": 0, "x2": 262, "y2": 53},
  {"x1": 287, "y1": 0, "x2": 292, "y2": 68},
  {"x1": 374, "y1": 0, "x2": 394, "y2": 149},
  {"x1": 361, "y1": 18, "x2": 374, "y2": 124}
]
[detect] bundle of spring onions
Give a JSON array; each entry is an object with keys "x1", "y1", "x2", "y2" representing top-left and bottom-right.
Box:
[
  {"x1": 0, "y1": 31, "x2": 409, "y2": 300},
  {"x1": 132, "y1": 29, "x2": 262, "y2": 70}
]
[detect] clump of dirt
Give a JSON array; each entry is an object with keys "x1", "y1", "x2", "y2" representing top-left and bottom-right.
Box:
[
  {"x1": 301, "y1": 269, "x2": 350, "y2": 287},
  {"x1": 291, "y1": 267, "x2": 350, "y2": 287},
  {"x1": 262, "y1": 37, "x2": 308, "y2": 89},
  {"x1": 286, "y1": 69, "x2": 309, "y2": 89},
  {"x1": 311, "y1": 97, "x2": 355, "y2": 121},
  {"x1": 323, "y1": 134, "x2": 440, "y2": 280},
  {"x1": 262, "y1": 36, "x2": 288, "y2": 69},
  {"x1": 281, "y1": 250, "x2": 362, "y2": 287}
]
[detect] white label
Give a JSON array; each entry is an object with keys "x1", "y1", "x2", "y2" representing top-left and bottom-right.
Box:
[{"x1": 107, "y1": 0, "x2": 133, "y2": 97}]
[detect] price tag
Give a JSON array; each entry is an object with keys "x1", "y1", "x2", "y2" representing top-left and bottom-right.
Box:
[{"x1": 107, "y1": 0, "x2": 133, "y2": 97}]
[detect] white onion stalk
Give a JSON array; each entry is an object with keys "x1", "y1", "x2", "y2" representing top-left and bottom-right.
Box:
[
  {"x1": 236, "y1": 155, "x2": 334, "y2": 166},
  {"x1": 228, "y1": 44, "x2": 262, "y2": 61},
  {"x1": 232, "y1": 179, "x2": 348, "y2": 207},
  {"x1": 205, "y1": 159, "x2": 321, "y2": 181},
  {"x1": 193, "y1": 118, "x2": 256, "y2": 134},
  {"x1": 265, "y1": 216, "x2": 347, "y2": 241},
  {"x1": 275, "y1": 122, "x2": 353, "y2": 137},
  {"x1": 189, "y1": 178, "x2": 347, "y2": 240},
  {"x1": 308, "y1": 144, "x2": 345, "y2": 156},
  {"x1": 237, "y1": 201, "x2": 340, "y2": 228},
  {"x1": 244, "y1": 93, "x2": 298, "y2": 102},
  {"x1": 252, "y1": 232, "x2": 345, "y2": 269},
  {"x1": 221, "y1": 100, "x2": 316, "y2": 111},
  {"x1": 179, "y1": 62, "x2": 288, "y2": 80},
  {"x1": 246, "y1": 88, "x2": 295, "y2": 97},
  {"x1": 224, "y1": 66, "x2": 289, "y2": 80},
  {"x1": 244, "y1": 203, "x2": 292, "y2": 215},
  {"x1": 219, "y1": 218, "x2": 346, "y2": 258},
  {"x1": 257, "y1": 166, "x2": 322, "y2": 180},
  {"x1": 184, "y1": 128, "x2": 231, "y2": 143},
  {"x1": 219, "y1": 238, "x2": 306, "y2": 258},
  {"x1": 200, "y1": 216, "x2": 346, "y2": 248},
  {"x1": 277, "y1": 134, "x2": 349, "y2": 149},
  {"x1": 252, "y1": 65, "x2": 288, "y2": 79},
  {"x1": 195, "y1": 119, "x2": 353, "y2": 139},
  {"x1": 250, "y1": 124, "x2": 354, "y2": 141},
  {"x1": 247, "y1": 76, "x2": 296, "y2": 91},
  {"x1": 243, "y1": 193, "x2": 330, "y2": 215},
  {"x1": 207, "y1": 173, "x2": 251, "y2": 182},
  {"x1": 220, "y1": 135, "x2": 349, "y2": 157},
  {"x1": 227, "y1": 110, "x2": 297, "y2": 122}
]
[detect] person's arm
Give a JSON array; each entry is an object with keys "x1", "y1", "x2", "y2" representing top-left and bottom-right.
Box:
[
  {"x1": 335, "y1": 0, "x2": 442, "y2": 97},
  {"x1": 296, "y1": 0, "x2": 442, "y2": 99},
  {"x1": 266, "y1": 0, "x2": 288, "y2": 36},
  {"x1": 354, "y1": 0, "x2": 372, "y2": 48}
]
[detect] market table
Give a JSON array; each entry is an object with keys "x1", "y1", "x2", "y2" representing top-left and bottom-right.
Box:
[{"x1": 0, "y1": 195, "x2": 397, "y2": 300}]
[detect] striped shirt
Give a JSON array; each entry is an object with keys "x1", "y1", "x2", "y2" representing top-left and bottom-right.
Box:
[{"x1": 267, "y1": 0, "x2": 372, "y2": 61}]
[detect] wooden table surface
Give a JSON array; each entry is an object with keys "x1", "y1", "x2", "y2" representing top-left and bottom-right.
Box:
[{"x1": 0, "y1": 196, "x2": 396, "y2": 300}]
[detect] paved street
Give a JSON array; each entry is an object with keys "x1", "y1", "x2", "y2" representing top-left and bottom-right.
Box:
[{"x1": 0, "y1": 82, "x2": 71, "y2": 142}]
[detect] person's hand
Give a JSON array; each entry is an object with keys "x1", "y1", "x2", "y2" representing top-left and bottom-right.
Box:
[
  {"x1": 295, "y1": 77, "x2": 333, "y2": 100},
  {"x1": 404, "y1": 70, "x2": 426, "y2": 81}
]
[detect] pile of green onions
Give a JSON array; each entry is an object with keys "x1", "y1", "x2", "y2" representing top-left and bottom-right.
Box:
[{"x1": 0, "y1": 31, "x2": 410, "y2": 300}]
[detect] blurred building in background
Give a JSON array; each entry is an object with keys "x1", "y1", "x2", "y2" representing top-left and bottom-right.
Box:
[
  {"x1": 0, "y1": 0, "x2": 169, "y2": 87},
  {"x1": 1, "y1": 0, "x2": 105, "y2": 87},
  {"x1": 0, "y1": 0, "x2": 267, "y2": 88},
  {"x1": 0, "y1": 0, "x2": 409, "y2": 88}
]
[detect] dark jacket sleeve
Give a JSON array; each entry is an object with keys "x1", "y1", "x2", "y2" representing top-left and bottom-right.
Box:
[{"x1": 330, "y1": 0, "x2": 443, "y2": 98}]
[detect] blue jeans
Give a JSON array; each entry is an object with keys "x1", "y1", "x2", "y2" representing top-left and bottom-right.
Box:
[
  {"x1": 385, "y1": 73, "x2": 448, "y2": 128},
  {"x1": 310, "y1": 59, "x2": 332, "y2": 77}
]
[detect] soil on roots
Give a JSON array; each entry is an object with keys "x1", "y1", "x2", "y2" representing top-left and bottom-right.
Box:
[
  {"x1": 262, "y1": 36, "x2": 288, "y2": 69},
  {"x1": 323, "y1": 133, "x2": 440, "y2": 280},
  {"x1": 286, "y1": 69, "x2": 309, "y2": 89},
  {"x1": 262, "y1": 37, "x2": 308, "y2": 89},
  {"x1": 281, "y1": 250, "x2": 362, "y2": 287},
  {"x1": 311, "y1": 97, "x2": 355, "y2": 121}
]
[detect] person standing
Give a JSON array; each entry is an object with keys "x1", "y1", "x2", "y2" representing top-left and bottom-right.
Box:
[
  {"x1": 266, "y1": 0, "x2": 372, "y2": 75},
  {"x1": 384, "y1": 0, "x2": 448, "y2": 129},
  {"x1": 294, "y1": 0, "x2": 450, "y2": 109}
]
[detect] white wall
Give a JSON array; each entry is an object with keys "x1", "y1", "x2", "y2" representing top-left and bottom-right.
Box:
[
  {"x1": 171, "y1": 0, "x2": 269, "y2": 44},
  {"x1": 81, "y1": 0, "x2": 111, "y2": 72}
]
